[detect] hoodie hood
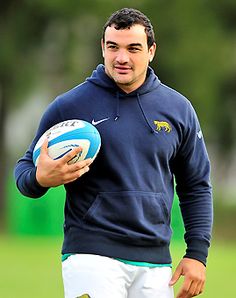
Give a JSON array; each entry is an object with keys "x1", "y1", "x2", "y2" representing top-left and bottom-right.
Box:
[{"x1": 86, "y1": 64, "x2": 161, "y2": 96}]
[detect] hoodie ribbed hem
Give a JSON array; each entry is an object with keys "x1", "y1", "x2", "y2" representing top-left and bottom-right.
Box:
[{"x1": 62, "y1": 227, "x2": 172, "y2": 264}]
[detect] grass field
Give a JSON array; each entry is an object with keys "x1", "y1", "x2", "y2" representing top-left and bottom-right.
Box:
[{"x1": 0, "y1": 235, "x2": 235, "y2": 297}]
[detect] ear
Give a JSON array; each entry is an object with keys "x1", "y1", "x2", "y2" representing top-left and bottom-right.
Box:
[
  {"x1": 149, "y1": 42, "x2": 156, "y2": 63},
  {"x1": 101, "y1": 39, "x2": 105, "y2": 58}
]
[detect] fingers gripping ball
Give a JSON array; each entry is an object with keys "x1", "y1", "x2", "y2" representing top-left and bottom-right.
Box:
[{"x1": 33, "y1": 119, "x2": 101, "y2": 166}]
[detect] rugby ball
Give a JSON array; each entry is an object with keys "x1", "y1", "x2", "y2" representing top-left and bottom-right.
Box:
[{"x1": 33, "y1": 119, "x2": 101, "y2": 166}]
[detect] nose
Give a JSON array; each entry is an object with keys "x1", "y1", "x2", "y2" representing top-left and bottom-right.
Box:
[{"x1": 115, "y1": 49, "x2": 129, "y2": 64}]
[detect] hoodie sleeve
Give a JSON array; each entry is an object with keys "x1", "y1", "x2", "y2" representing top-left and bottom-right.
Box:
[
  {"x1": 172, "y1": 101, "x2": 213, "y2": 266},
  {"x1": 14, "y1": 98, "x2": 62, "y2": 198}
]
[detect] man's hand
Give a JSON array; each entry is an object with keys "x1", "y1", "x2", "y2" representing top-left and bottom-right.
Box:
[
  {"x1": 169, "y1": 258, "x2": 206, "y2": 298},
  {"x1": 36, "y1": 138, "x2": 93, "y2": 187}
]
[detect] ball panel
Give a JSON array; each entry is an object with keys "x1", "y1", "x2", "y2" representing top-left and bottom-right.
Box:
[{"x1": 49, "y1": 139, "x2": 90, "y2": 160}]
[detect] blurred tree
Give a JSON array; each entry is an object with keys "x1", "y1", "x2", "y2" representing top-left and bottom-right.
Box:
[
  {"x1": 210, "y1": 0, "x2": 236, "y2": 158},
  {"x1": 0, "y1": 0, "x2": 52, "y2": 223}
]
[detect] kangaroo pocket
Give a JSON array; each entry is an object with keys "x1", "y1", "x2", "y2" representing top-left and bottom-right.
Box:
[{"x1": 82, "y1": 191, "x2": 171, "y2": 245}]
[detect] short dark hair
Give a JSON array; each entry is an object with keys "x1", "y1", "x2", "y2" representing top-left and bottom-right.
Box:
[{"x1": 102, "y1": 8, "x2": 155, "y2": 49}]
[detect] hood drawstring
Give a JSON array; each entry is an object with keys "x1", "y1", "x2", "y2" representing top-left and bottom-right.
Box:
[
  {"x1": 114, "y1": 91, "x2": 120, "y2": 121},
  {"x1": 114, "y1": 91, "x2": 157, "y2": 134},
  {"x1": 137, "y1": 93, "x2": 156, "y2": 134}
]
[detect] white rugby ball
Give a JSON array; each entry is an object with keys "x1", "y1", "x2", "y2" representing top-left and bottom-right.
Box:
[{"x1": 33, "y1": 119, "x2": 101, "y2": 166}]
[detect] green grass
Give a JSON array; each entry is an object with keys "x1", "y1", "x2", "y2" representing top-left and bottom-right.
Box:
[
  {"x1": 0, "y1": 235, "x2": 235, "y2": 297},
  {"x1": 171, "y1": 240, "x2": 235, "y2": 297},
  {"x1": 0, "y1": 235, "x2": 64, "y2": 297}
]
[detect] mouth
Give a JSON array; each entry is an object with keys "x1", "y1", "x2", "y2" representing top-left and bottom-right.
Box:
[{"x1": 114, "y1": 65, "x2": 132, "y2": 74}]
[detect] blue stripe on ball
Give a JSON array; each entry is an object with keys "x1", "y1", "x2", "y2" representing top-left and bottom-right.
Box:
[{"x1": 86, "y1": 132, "x2": 101, "y2": 159}]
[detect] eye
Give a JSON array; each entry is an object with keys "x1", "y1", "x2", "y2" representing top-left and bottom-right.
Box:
[
  {"x1": 128, "y1": 47, "x2": 141, "y2": 53},
  {"x1": 107, "y1": 44, "x2": 118, "y2": 50}
]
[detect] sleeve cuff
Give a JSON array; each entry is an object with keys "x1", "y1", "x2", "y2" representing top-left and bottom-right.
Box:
[
  {"x1": 184, "y1": 239, "x2": 210, "y2": 266},
  {"x1": 28, "y1": 167, "x2": 49, "y2": 198}
]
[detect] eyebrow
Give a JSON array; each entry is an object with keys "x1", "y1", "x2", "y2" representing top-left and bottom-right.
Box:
[{"x1": 106, "y1": 41, "x2": 143, "y2": 48}]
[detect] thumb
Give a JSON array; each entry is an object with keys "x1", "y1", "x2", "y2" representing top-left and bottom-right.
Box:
[
  {"x1": 40, "y1": 137, "x2": 49, "y2": 156},
  {"x1": 169, "y1": 264, "x2": 182, "y2": 286}
]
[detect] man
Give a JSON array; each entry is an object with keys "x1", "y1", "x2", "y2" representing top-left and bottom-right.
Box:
[{"x1": 14, "y1": 8, "x2": 213, "y2": 298}]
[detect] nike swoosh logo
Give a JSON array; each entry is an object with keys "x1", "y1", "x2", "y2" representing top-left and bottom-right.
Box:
[{"x1": 92, "y1": 117, "x2": 110, "y2": 126}]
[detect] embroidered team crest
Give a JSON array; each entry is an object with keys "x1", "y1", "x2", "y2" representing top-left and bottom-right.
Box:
[{"x1": 154, "y1": 120, "x2": 172, "y2": 133}]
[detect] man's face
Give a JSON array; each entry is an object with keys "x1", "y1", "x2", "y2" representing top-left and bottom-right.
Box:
[{"x1": 102, "y1": 24, "x2": 156, "y2": 93}]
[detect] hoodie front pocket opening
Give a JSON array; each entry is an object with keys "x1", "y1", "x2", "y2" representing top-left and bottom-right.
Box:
[{"x1": 82, "y1": 191, "x2": 169, "y2": 241}]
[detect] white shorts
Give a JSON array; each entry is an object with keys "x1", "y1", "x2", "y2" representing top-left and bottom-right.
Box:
[{"x1": 62, "y1": 254, "x2": 174, "y2": 298}]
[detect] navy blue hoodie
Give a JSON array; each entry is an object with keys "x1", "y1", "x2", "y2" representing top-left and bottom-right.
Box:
[{"x1": 14, "y1": 64, "x2": 213, "y2": 265}]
